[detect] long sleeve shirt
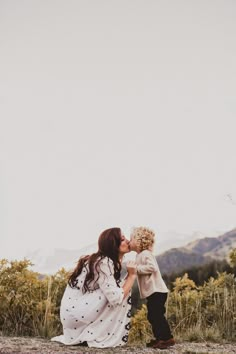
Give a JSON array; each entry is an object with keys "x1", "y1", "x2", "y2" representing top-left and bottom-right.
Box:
[{"x1": 136, "y1": 250, "x2": 168, "y2": 299}]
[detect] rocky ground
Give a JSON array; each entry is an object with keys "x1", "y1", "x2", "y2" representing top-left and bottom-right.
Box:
[{"x1": 0, "y1": 337, "x2": 235, "y2": 354}]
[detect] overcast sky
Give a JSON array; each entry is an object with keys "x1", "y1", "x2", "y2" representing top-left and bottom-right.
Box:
[{"x1": 0, "y1": 0, "x2": 236, "y2": 259}]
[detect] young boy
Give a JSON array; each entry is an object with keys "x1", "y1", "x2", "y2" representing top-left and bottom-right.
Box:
[{"x1": 129, "y1": 226, "x2": 175, "y2": 350}]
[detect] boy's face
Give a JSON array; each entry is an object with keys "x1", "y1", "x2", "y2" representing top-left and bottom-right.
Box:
[{"x1": 129, "y1": 235, "x2": 138, "y2": 252}]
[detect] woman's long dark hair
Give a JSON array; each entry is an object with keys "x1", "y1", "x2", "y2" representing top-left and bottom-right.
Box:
[{"x1": 68, "y1": 227, "x2": 122, "y2": 292}]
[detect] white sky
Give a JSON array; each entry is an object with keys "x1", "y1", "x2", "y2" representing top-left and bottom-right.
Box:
[{"x1": 0, "y1": 0, "x2": 236, "y2": 259}]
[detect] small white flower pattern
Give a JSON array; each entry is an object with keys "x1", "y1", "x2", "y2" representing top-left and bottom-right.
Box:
[{"x1": 51, "y1": 258, "x2": 131, "y2": 348}]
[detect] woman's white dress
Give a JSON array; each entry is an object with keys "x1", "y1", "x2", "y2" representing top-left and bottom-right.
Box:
[{"x1": 51, "y1": 257, "x2": 132, "y2": 348}]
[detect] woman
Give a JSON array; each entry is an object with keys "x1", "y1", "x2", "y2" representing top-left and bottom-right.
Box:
[{"x1": 51, "y1": 227, "x2": 136, "y2": 348}]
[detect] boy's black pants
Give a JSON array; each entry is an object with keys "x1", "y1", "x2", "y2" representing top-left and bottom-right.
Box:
[{"x1": 146, "y1": 292, "x2": 173, "y2": 341}]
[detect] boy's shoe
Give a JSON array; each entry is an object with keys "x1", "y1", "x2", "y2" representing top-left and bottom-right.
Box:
[
  {"x1": 163, "y1": 338, "x2": 175, "y2": 347},
  {"x1": 152, "y1": 340, "x2": 168, "y2": 350},
  {"x1": 158, "y1": 338, "x2": 175, "y2": 347},
  {"x1": 146, "y1": 339, "x2": 158, "y2": 347}
]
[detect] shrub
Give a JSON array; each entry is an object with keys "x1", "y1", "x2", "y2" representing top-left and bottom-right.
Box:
[
  {"x1": 0, "y1": 259, "x2": 68, "y2": 337},
  {"x1": 0, "y1": 259, "x2": 235, "y2": 342}
]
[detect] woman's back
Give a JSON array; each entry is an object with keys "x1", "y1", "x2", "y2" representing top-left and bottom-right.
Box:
[
  {"x1": 51, "y1": 227, "x2": 136, "y2": 348},
  {"x1": 53, "y1": 256, "x2": 132, "y2": 348}
]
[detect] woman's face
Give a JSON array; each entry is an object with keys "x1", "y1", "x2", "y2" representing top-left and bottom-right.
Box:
[{"x1": 119, "y1": 234, "x2": 130, "y2": 254}]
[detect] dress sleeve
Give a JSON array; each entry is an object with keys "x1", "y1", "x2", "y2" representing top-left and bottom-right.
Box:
[
  {"x1": 97, "y1": 258, "x2": 124, "y2": 306},
  {"x1": 137, "y1": 251, "x2": 158, "y2": 274}
]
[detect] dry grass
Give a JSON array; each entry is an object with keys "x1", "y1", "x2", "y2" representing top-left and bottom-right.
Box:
[{"x1": 0, "y1": 260, "x2": 235, "y2": 344}]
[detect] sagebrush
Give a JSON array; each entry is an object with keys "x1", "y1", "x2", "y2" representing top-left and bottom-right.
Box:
[{"x1": 0, "y1": 257, "x2": 235, "y2": 343}]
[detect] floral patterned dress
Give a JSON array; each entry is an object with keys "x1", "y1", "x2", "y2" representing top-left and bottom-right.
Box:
[{"x1": 51, "y1": 257, "x2": 132, "y2": 348}]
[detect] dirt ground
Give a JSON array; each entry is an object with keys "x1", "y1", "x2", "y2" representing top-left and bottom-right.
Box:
[{"x1": 0, "y1": 337, "x2": 235, "y2": 354}]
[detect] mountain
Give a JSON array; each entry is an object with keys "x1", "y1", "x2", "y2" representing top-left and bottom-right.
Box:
[
  {"x1": 26, "y1": 230, "x2": 197, "y2": 274},
  {"x1": 156, "y1": 248, "x2": 213, "y2": 275},
  {"x1": 153, "y1": 230, "x2": 212, "y2": 254},
  {"x1": 157, "y1": 228, "x2": 236, "y2": 275},
  {"x1": 26, "y1": 229, "x2": 236, "y2": 275},
  {"x1": 185, "y1": 228, "x2": 236, "y2": 258}
]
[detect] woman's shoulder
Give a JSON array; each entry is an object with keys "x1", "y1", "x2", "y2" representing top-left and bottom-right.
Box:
[
  {"x1": 99, "y1": 256, "x2": 113, "y2": 264},
  {"x1": 97, "y1": 256, "x2": 114, "y2": 269},
  {"x1": 97, "y1": 257, "x2": 115, "y2": 276}
]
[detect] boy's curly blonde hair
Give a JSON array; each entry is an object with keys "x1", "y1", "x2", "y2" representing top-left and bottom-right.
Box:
[{"x1": 131, "y1": 226, "x2": 155, "y2": 252}]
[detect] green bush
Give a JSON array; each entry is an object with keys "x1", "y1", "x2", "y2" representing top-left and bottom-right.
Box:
[
  {"x1": 0, "y1": 258, "x2": 235, "y2": 342},
  {"x1": 129, "y1": 272, "x2": 236, "y2": 343},
  {"x1": 0, "y1": 259, "x2": 68, "y2": 337}
]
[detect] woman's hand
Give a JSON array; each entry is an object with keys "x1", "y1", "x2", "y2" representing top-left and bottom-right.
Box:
[
  {"x1": 126, "y1": 260, "x2": 137, "y2": 276},
  {"x1": 122, "y1": 261, "x2": 137, "y2": 298}
]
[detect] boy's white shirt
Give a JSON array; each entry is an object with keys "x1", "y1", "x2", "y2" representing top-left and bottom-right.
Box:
[{"x1": 136, "y1": 249, "x2": 168, "y2": 299}]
